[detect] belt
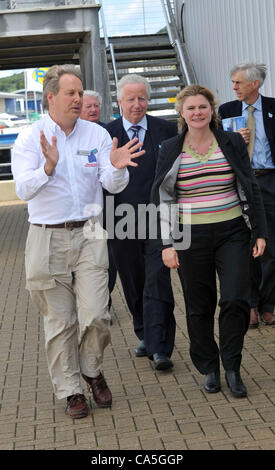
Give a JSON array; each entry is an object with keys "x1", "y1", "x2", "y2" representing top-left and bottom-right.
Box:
[
  {"x1": 33, "y1": 221, "x2": 87, "y2": 230},
  {"x1": 254, "y1": 169, "x2": 275, "y2": 176}
]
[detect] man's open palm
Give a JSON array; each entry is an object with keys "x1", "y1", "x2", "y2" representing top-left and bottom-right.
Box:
[{"x1": 110, "y1": 137, "x2": 145, "y2": 169}]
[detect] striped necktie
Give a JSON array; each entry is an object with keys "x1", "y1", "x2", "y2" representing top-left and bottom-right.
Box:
[
  {"x1": 130, "y1": 125, "x2": 141, "y2": 140},
  {"x1": 246, "y1": 106, "x2": 255, "y2": 160},
  {"x1": 129, "y1": 125, "x2": 142, "y2": 152}
]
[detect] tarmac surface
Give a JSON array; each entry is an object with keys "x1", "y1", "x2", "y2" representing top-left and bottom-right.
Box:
[{"x1": 0, "y1": 202, "x2": 275, "y2": 452}]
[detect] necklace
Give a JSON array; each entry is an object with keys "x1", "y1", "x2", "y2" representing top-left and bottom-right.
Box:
[{"x1": 186, "y1": 138, "x2": 214, "y2": 157}]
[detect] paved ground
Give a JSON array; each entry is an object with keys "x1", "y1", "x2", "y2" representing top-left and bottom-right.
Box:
[{"x1": 0, "y1": 202, "x2": 275, "y2": 451}]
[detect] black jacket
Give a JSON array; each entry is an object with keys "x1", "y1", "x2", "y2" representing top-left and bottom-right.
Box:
[
  {"x1": 106, "y1": 114, "x2": 177, "y2": 206},
  {"x1": 106, "y1": 114, "x2": 177, "y2": 156},
  {"x1": 218, "y1": 95, "x2": 275, "y2": 165},
  {"x1": 151, "y1": 128, "x2": 268, "y2": 249}
]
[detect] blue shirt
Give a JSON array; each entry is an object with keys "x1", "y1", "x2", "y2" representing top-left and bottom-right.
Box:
[
  {"x1": 242, "y1": 95, "x2": 274, "y2": 169},
  {"x1": 122, "y1": 115, "x2": 147, "y2": 143}
]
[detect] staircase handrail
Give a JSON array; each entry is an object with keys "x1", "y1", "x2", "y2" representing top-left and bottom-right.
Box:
[
  {"x1": 160, "y1": 0, "x2": 197, "y2": 85},
  {"x1": 98, "y1": 0, "x2": 120, "y2": 115}
]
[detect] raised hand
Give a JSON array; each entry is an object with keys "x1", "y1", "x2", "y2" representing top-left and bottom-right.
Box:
[
  {"x1": 110, "y1": 137, "x2": 146, "y2": 169},
  {"x1": 40, "y1": 131, "x2": 59, "y2": 176}
]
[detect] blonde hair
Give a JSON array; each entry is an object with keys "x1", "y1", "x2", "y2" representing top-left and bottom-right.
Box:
[
  {"x1": 175, "y1": 84, "x2": 219, "y2": 133},
  {"x1": 42, "y1": 64, "x2": 82, "y2": 110}
]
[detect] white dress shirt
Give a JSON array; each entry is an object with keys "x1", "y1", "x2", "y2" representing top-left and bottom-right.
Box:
[
  {"x1": 122, "y1": 115, "x2": 147, "y2": 143},
  {"x1": 242, "y1": 96, "x2": 274, "y2": 169},
  {"x1": 11, "y1": 114, "x2": 129, "y2": 224}
]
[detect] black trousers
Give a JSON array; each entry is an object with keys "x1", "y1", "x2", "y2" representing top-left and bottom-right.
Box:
[
  {"x1": 110, "y1": 237, "x2": 175, "y2": 358},
  {"x1": 177, "y1": 217, "x2": 251, "y2": 374},
  {"x1": 250, "y1": 172, "x2": 275, "y2": 314},
  {"x1": 107, "y1": 242, "x2": 117, "y2": 293}
]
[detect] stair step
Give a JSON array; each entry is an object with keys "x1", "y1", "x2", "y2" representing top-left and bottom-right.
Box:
[
  {"x1": 107, "y1": 49, "x2": 176, "y2": 61},
  {"x1": 113, "y1": 58, "x2": 178, "y2": 69},
  {"x1": 148, "y1": 102, "x2": 176, "y2": 111},
  {"x1": 109, "y1": 79, "x2": 183, "y2": 91},
  {"x1": 148, "y1": 79, "x2": 183, "y2": 88},
  {"x1": 110, "y1": 91, "x2": 178, "y2": 102},
  {"x1": 112, "y1": 102, "x2": 176, "y2": 112},
  {"x1": 109, "y1": 69, "x2": 181, "y2": 79},
  {"x1": 150, "y1": 90, "x2": 178, "y2": 99},
  {"x1": 104, "y1": 34, "x2": 171, "y2": 50}
]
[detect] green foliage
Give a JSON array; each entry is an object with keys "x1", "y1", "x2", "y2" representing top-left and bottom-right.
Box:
[
  {"x1": 157, "y1": 26, "x2": 167, "y2": 34},
  {"x1": 0, "y1": 72, "x2": 24, "y2": 93}
]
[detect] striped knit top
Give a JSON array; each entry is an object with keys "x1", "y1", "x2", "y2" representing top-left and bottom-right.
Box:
[{"x1": 176, "y1": 138, "x2": 242, "y2": 224}]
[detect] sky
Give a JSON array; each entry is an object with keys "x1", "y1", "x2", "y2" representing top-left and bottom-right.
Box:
[
  {"x1": 0, "y1": 0, "x2": 166, "y2": 79},
  {"x1": 0, "y1": 69, "x2": 24, "y2": 79},
  {"x1": 100, "y1": 0, "x2": 165, "y2": 36}
]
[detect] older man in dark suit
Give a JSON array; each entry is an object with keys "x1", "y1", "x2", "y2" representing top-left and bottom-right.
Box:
[
  {"x1": 219, "y1": 62, "x2": 275, "y2": 328},
  {"x1": 106, "y1": 74, "x2": 178, "y2": 370}
]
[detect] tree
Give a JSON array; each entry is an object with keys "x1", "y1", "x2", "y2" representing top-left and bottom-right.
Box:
[{"x1": 0, "y1": 73, "x2": 24, "y2": 93}]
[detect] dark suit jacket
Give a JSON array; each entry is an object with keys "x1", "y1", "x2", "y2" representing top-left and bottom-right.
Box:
[
  {"x1": 218, "y1": 96, "x2": 275, "y2": 165},
  {"x1": 106, "y1": 114, "x2": 178, "y2": 205},
  {"x1": 98, "y1": 120, "x2": 106, "y2": 128},
  {"x1": 151, "y1": 128, "x2": 268, "y2": 247},
  {"x1": 106, "y1": 114, "x2": 177, "y2": 160}
]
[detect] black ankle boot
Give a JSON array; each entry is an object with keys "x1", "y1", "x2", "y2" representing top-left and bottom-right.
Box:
[
  {"x1": 204, "y1": 371, "x2": 221, "y2": 393},
  {"x1": 225, "y1": 370, "x2": 247, "y2": 398}
]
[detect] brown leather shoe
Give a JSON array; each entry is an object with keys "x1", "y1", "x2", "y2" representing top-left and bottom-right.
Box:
[
  {"x1": 260, "y1": 312, "x2": 275, "y2": 325},
  {"x1": 249, "y1": 307, "x2": 259, "y2": 329},
  {"x1": 82, "y1": 373, "x2": 112, "y2": 408},
  {"x1": 66, "y1": 394, "x2": 88, "y2": 419}
]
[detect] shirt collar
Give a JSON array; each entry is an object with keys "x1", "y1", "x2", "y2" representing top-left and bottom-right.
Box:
[
  {"x1": 122, "y1": 114, "x2": 147, "y2": 132},
  {"x1": 242, "y1": 94, "x2": 262, "y2": 112},
  {"x1": 45, "y1": 113, "x2": 58, "y2": 132},
  {"x1": 45, "y1": 113, "x2": 80, "y2": 135}
]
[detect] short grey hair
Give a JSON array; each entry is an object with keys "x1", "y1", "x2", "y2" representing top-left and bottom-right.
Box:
[
  {"x1": 42, "y1": 64, "x2": 83, "y2": 110},
  {"x1": 83, "y1": 90, "x2": 102, "y2": 106},
  {"x1": 230, "y1": 62, "x2": 267, "y2": 87},
  {"x1": 117, "y1": 74, "x2": 151, "y2": 100}
]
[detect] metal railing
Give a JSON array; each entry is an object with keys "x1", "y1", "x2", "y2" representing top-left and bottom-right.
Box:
[
  {"x1": 99, "y1": 2, "x2": 118, "y2": 86},
  {"x1": 160, "y1": 0, "x2": 197, "y2": 85},
  {"x1": 98, "y1": 1, "x2": 196, "y2": 87},
  {"x1": 98, "y1": 0, "x2": 121, "y2": 116}
]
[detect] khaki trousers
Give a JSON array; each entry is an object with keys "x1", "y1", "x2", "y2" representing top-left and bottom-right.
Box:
[{"x1": 25, "y1": 223, "x2": 111, "y2": 399}]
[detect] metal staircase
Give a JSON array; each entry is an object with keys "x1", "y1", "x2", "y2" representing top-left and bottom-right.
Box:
[
  {"x1": 100, "y1": 0, "x2": 197, "y2": 122},
  {"x1": 102, "y1": 33, "x2": 184, "y2": 121}
]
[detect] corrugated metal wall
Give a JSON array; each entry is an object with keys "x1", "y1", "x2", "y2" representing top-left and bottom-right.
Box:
[{"x1": 182, "y1": 0, "x2": 275, "y2": 104}]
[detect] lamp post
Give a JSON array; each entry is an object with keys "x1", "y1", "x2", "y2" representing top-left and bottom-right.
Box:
[{"x1": 24, "y1": 70, "x2": 29, "y2": 121}]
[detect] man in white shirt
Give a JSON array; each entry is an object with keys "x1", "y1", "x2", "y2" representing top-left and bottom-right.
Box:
[{"x1": 12, "y1": 64, "x2": 144, "y2": 419}]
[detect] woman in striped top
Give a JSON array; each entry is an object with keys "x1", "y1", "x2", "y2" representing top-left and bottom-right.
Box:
[{"x1": 151, "y1": 85, "x2": 267, "y2": 398}]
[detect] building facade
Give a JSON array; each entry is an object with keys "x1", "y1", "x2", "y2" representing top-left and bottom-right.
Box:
[{"x1": 178, "y1": 0, "x2": 275, "y2": 103}]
